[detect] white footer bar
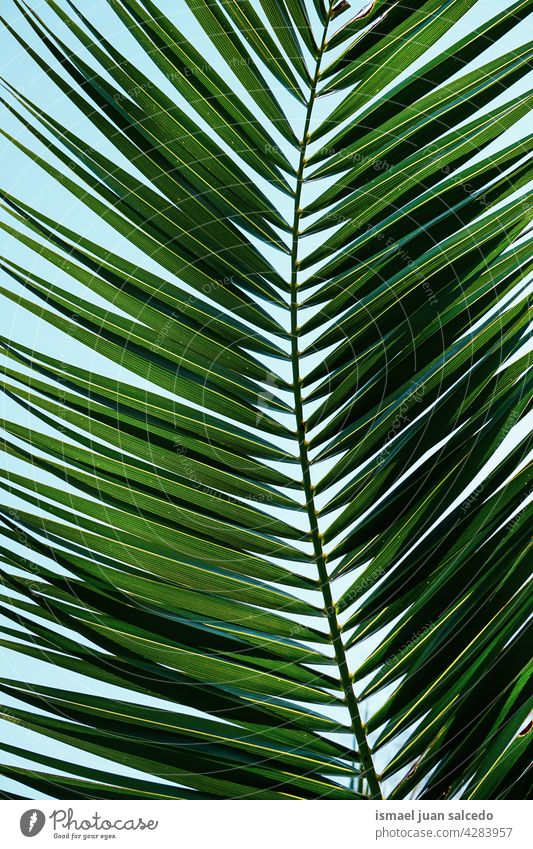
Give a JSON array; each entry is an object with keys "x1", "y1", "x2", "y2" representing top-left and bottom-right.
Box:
[{"x1": 2, "y1": 799, "x2": 530, "y2": 849}]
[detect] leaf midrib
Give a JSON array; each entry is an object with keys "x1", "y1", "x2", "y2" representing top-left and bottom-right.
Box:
[{"x1": 288, "y1": 3, "x2": 383, "y2": 801}]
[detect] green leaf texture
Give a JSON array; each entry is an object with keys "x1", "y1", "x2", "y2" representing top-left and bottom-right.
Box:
[{"x1": 0, "y1": 0, "x2": 531, "y2": 800}]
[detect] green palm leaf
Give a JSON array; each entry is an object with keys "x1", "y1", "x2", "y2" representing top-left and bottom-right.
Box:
[{"x1": 0, "y1": 0, "x2": 531, "y2": 800}]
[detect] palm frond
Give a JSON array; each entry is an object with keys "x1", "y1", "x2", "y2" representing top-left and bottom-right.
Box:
[{"x1": 0, "y1": 0, "x2": 531, "y2": 800}]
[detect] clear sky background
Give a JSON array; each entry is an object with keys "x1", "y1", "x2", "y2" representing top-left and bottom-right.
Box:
[{"x1": 0, "y1": 0, "x2": 531, "y2": 799}]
